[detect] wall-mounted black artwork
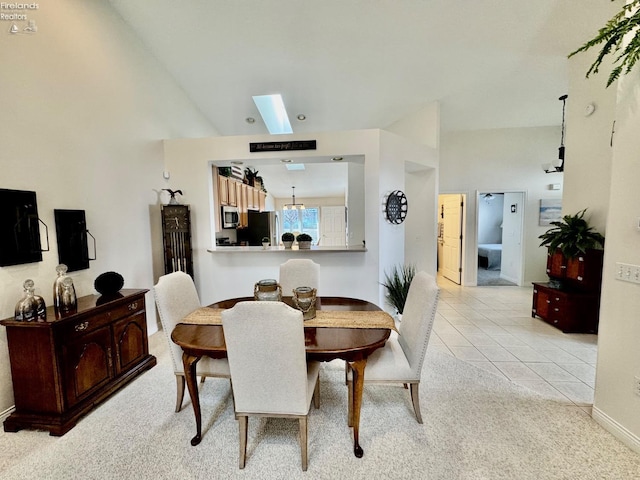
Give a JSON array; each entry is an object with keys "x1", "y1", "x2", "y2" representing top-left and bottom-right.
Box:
[
  {"x1": 0, "y1": 189, "x2": 45, "y2": 267},
  {"x1": 54, "y1": 209, "x2": 95, "y2": 272}
]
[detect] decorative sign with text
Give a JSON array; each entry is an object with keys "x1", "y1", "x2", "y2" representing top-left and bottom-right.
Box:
[{"x1": 249, "y1": 140, "x2": 316, "y2": 153}]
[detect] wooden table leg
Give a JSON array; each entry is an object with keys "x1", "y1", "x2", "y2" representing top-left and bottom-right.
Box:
[
  {"x1": 182, "y1": 352, "x2": 202, "y2": 446},
  {"x1": 348, "y1": 358, "x2": 367, "y2": 458}
]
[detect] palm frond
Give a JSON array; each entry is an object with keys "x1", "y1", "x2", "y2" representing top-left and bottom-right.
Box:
[{"x1": 568, "y1": 0, "x2": 640, "y2": 87}]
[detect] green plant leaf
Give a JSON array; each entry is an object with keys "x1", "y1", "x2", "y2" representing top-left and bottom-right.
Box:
[
  {"x1": 568, "y1": 0, "x2": 640, "y2": 87},
  {"x1": 380, "y1": 264, "x2": 416, "y2": 314}
]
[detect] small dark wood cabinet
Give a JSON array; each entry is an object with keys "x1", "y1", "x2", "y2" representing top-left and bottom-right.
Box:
[
  {"x1": 532, "y1": 248, "x2": 603, "y2": 333},
  {"x1": 1, "y1": 289, "x2": 156, "y2": 436}
]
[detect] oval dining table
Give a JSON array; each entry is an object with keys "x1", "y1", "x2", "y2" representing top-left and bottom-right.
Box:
[{"x1": 171, "y1": 296, "x2": 391, "y2": 458}]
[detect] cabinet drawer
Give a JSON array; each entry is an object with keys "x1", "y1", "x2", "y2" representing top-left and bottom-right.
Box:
[{"x1": 57, "y1": 299, "x2": 144, "y2": 341}]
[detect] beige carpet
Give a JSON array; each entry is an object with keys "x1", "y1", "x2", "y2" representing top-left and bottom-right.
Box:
[{"x1": 0, "y1": 332, "x2": 638, "y2": 479}]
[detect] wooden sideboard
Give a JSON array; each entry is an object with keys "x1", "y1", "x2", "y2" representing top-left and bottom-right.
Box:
[
  {"x1": 0, "y1": 289, "x2": 156, "y2": 435},
  {"x1": 532, "y1": 248, "x2": 603, "y2": 334}
]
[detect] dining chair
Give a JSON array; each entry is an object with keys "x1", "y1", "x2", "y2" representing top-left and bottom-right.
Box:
[
  {"x1": 222, "y1": 301, "x2": 321, "y2": 471},
  {"x1": 346, "y1": 271, "x2": 439, "y2": 424},
  {"x1": 278, "y1": 258, "x2": 320, "y2": 296},
  {"x1": 153, "y1": 271, "x2": 230, "y2": 412}
]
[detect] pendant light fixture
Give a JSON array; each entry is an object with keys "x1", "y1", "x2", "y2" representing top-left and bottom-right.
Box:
[
  {"x1": 543, "y1": 94, "x2": 568, "y2": 173},
  {"x1": 283, "y1": 186, "x2": 305, "y2": 210}
]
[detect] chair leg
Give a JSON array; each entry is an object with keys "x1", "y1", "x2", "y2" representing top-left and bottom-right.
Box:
[
  {"x1": 346, "y1": 379, "x2": 353, "y2": 426},
  {"x1": 299, "y1": 416, "x2": 308, "y2": 471},
  {"x1": 344, "y1": 361, "x2": 349, "y2": 385},
  {"x1": 238, "y1": 416, "x2": 248, "y2": 469},
  {"x1": 200, "y1": 376, "x2": 206, "y2": 384},
  {"x1": 313, "y1": 376, "x2": 320, "y2": 409},
  {"x1": 175, "y1": 375, "x2": 185, "y2": 413},
  {"x1": 409, "y1": 382, "x2": 423, "y2": 424}
]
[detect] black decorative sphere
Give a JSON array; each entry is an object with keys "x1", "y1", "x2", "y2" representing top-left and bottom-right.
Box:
[{"x1": 94, "y1": 272, "x2": 124, "y2": 295}]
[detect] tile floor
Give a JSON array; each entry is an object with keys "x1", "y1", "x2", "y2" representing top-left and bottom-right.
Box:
[{"x1": 429, "y1": 275, "x2": 598, "y2": 410}]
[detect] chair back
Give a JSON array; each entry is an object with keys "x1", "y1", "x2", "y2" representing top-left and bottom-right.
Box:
[
  {"x1": 279, "y1": 259, "x2": 320, "y2": 296},
  {"x1": 397, "y1": 271, "x2": 439, "y2": 376},
  {"x1": 222, "y1": 301, "x2": 310, "y2": 415},
  {"x1": 153, "y1": 272, "x2": 201, "y2": 375}
]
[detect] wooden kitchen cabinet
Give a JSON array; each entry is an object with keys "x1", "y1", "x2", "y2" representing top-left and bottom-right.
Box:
[
  {"x1": 217, "y1": 174, "x2": 230, "y2": 206},
  {"x1": 546, "y1": 248, "x2": 603, "y2": 291},
  {"x1": 1, "y1": 289, "x2": 156, "y2": 436},
  {"x1": 532, "y1": 282, "x2": 600, "y2": 333},
  {"x1": 258, "y1": 190, "x2": 266, "y2": 211}
]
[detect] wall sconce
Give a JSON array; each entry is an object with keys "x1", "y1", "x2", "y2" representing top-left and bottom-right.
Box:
[{"x1": 543, "y1": 94, "x2": 567, "y2": 173}]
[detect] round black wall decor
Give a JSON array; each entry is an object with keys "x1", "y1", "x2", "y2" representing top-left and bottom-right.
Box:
[{"x1": 384, "y1": 190, "x2": 408, "y2": 224}]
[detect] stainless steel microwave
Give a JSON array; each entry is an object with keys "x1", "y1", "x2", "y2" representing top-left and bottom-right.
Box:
[{"x1": 221, "y1": 205, "x2": 239, "y2": 228}]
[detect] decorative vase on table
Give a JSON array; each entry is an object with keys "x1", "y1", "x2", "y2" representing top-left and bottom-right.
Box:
[
  {"x1": 53, "y1": 264, "x2": 77, "y2": 319},
  {"x1": 254, "y1": 279, "x2": 283, "y2": 301},
  {"x1": 14, "y1": 279, "x2": 46, "y2": 322},
  {"x1": 292, "y1": 286, "x2": 317, "y2": 320}
]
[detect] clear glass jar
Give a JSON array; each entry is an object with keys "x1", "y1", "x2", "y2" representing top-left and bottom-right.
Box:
[
  {"x1": 253, "y1": 279, "x2": 282, "y2": 302},
  {"x1": 53, "y1": 264, "x2": 77, "y2": 319},
  {"x1": 292, "y1": 286, "x2": 317, "y2": 320},
  {"x1": 15, "y1": 279, "x2": 46, "y2": 322}
]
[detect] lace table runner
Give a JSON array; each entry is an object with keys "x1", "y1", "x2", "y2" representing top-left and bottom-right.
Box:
[{"x1": 182, "y1": 307, "x2": 397, "y2": 332}]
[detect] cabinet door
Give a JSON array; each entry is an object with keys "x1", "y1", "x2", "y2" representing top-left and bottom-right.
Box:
[
  {"x1": 218, "y1": 175, "x2": 229, "y2": 206},
  {"x1": 239, "y1": 184, "x2": 249, "y2": 228},
  {"x1": 532, "y1": 286, "x2": 550, "y2": 319},
  {"x1": 259, "y1": 190, "x2": 266, "y2": 211},
  {"x1": 62, "y1": 326, "x2": 113, "y2": 407},
  {"x1": 227, "y1": 179, "x2": 238, "y2": 206},
  {"x1": 113, "y1": 311, "x2": 148, "y2": 375},
  {"x1": 546, "y1": 250, "x2": 566, "y2": 278}
]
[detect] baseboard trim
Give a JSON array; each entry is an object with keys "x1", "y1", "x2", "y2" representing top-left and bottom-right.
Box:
[
  {"x1": 0, "y1": 406, "x2": 15, "y2": 423},
  {"x1": 592, "y1": 406, "x2": 640, "y2": 454}
]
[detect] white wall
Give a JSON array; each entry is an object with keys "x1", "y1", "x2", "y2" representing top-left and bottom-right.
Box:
[
  {"x1": 162, "y1": 130, "x2": 435, "y2": 310},
  {"x1": 592, "y1": 71, "x2": 640, "y2": 452},
  {"x1": 563, "y1": 16, "x2": 640, "y2": 451},
  {"x1": 478, "y1": 195, "x2": 504, "y2": 244},
  {"x1": 440, "y1": 127, "x2": 562, "y2": 285},
  {"x1": 0, "y1": 1, "x2": 215, "y2": 413}
]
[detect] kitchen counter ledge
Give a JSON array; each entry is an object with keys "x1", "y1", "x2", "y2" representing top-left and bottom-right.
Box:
[{"x1": 208, "y1": 245, "x2": 367, "y2": 253}]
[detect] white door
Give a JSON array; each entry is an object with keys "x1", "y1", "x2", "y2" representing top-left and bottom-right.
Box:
[
  {"x1": 320, "y1": 206, "x2": 346, "y2": 246},
  {"x1": 441, "y1": 194, "x2": 464, "y2": 284}
]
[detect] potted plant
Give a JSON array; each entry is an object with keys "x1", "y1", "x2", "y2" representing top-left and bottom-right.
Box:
[
  {"x1": 538, "y1": 209, "x2": 605, "y2": 289},
  {"x1": 281, "y1": 232, "x2": 295, "y2": 249},
  {"x1": 538, "y1": 209, "x2": 604, "y2": 259},
  {"x1": 380, "y1": 264, "x2": 416, "y2": 318},
  {"x1": 244, "y1": 167, "x2": 259, "y2": 187},
  {"x1": 296, "y1": 233, "x2": 312, "y2": 249},
  {"x1": 261, "y1": 236, "x2": 270, "y2": 249}
]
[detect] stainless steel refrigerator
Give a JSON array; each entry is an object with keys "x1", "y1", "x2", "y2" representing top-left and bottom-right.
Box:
[{"x1": 237, "y1": 211, "x2": 279, "y2": 246}]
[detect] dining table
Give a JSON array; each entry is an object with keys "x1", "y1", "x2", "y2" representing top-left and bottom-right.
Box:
[{"x1": 170, "y1": 296, "x2": 392, "y2": 458}]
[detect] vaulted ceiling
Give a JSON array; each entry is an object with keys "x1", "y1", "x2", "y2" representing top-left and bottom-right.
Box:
[{"x1": 108, "y1": 1, "x2": 611, "y2": 138}]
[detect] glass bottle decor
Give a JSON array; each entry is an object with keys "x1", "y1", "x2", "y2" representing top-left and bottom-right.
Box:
[
  {"x1": 253, "y1": 279, "x2": 283, "y2": 302},
  {"x1": 14, "y1": 279, "x2": 46, "y2": 322},
  {"x1": 53, "y1": 264, "x2": 77, "y2": 319}
]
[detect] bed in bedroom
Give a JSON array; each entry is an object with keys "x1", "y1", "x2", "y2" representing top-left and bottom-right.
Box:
[{"x1": 478, "y1": 243, "x2": 502, "y2": 270}]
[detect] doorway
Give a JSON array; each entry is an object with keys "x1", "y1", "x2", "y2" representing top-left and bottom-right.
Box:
[{"x1": 476, "y1": 191, "x2": 524, "y2": 286}]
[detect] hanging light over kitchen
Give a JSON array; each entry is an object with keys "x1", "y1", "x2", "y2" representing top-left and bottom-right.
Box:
[{"x1": 283, "y1": 186, "x2": 305, "y2": 210}]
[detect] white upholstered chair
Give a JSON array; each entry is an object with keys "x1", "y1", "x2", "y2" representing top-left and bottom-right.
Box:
[
  {"x1": 222, "y1": 301, "x2": 320, "y2": 471},
  {"x1": 347, "y1": 271, "x2": 439, "y2": 424},
  {"x1": 278, "y1": 258, "x2": 320, "y2": 296},
  {"x1": 153, "y1": 271, "x2": 230, "y2": 412}
]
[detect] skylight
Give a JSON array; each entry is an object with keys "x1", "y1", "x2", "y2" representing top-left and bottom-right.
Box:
[
  {"x1": 285, "y1": 164, "x2": 305, "y2": 171},
  {"x1": 252, "y1": 94, "x2": 293, "y2": 134}
]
